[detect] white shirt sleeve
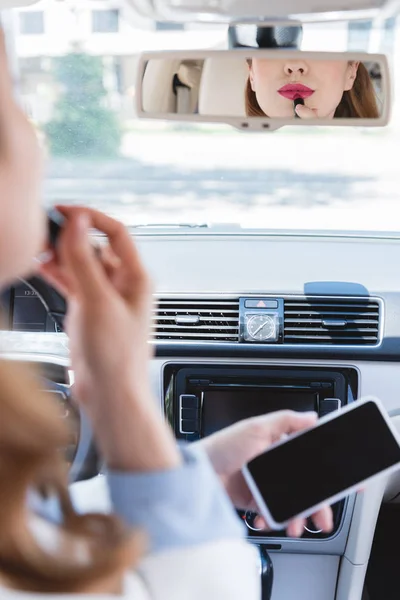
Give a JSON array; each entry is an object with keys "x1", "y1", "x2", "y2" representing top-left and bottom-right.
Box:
[
  {"x1": 123, "y1": 540, "x2": 261, "y2": 600},
  {"x1": 0, "y1": 541, "x2": 260, "y2": 600}
]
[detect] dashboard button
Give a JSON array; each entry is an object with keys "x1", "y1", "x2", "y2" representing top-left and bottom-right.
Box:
[
  {"x1": 182, "y1": 407, "x2": 199, "y2": 419},
  {"x1": 180, "y1": 394, "x2": 200, "y2": 409},
  {"x1": 245, "y1": 299, "x2": 278, "y2": 309},
  {"x1": 181, "y1": 419, "x2": 199, "y2": 434}
]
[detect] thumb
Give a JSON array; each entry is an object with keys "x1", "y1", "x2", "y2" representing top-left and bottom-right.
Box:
[
  {"x1": 295, "y1": 104, "x2": 319, "y2": 119},
  {"x1": 60, "y1": 211, "x2": 107, "y2": 302},
  {"x1": 261, "y1": 410, "x2": 318, "y2": 443}
]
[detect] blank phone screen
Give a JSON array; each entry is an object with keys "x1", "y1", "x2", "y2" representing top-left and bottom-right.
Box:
[{"x1": 247, "y1": 401, "x2": 400, "y2": 524}]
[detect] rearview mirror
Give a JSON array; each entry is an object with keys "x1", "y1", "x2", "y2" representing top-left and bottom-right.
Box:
[
  {"x1": 136, "y1": 50, "x2": 390, "y2": 131},
  {"x1": 0, "y1": 0, "x2": 38, "y2": 6},
  {"x1": 127, "y1": 0, "x2": 397, "y2": 21}
]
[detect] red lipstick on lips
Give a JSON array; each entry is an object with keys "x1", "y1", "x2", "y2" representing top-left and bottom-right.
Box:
[{"x1": 278, "y1": 83, "x2": 314, "y2": 100}]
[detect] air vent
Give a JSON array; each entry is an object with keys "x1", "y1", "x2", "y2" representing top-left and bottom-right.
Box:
[
  {"x1": 284, "y1": 298, "x2": 380, "y2": 346},
  {"x1": 153, "y1": 298, "x2": 239, "y2": 341}
]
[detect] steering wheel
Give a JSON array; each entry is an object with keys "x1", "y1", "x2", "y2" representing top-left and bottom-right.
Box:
[
  {"x1": 22, "y1": 275, "x2": 67, "y2": 332},
  {"x1": 21, "y1": 275, "x2": 100, "y2": 483}
]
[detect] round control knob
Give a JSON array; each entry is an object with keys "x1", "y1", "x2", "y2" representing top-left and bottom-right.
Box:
[{"x1": 303, "y1": 518, "x2": 323, "y2": 534}]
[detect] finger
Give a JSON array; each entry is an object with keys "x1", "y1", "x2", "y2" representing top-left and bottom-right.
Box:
[
  {"x1": 0, "y1": 28, "x2": 40, "y2": 166},
  {"x1": 91, "y1": 243, "x2": 137, "y2": 300},
  {"x1": 57, "y1": 206, "x2": 146, "y2": 279},
  {"x1": 95, "y1": 244, "x2": 119, "y2": 281},
  {"x1": 99, "y1": 244, "x2": 120, "y2": 269},
  {"x1": 57, "y1": 206, "x2": 151, "y2": 311},
  {"x1": 257, "y1": 410, "x2": 318, "y2": 444},
  {"x1": 0, "y1": 29, "x2": 14, "y2": 104},
  {"x1": 40, "y1": 241, "x2": 118, "y2": 297},
  {"x1": 295, "y1": 104, "x2": 318, "y2": 119},
  {"x1": 254, "y1": 515, "x2": 269, "y2": 530},
  {"x1": 39, "y1": 260, "x2": 72, "y2": 298},
  {"x1": 287, "y1": 518, "x2": 305, "y2": 538},
  {"x1": 58, "y1": 210, "x2": 109, "y2": 302},
  {"x1": 310, "y1": 506, "x2": 333, "y2": 532}
]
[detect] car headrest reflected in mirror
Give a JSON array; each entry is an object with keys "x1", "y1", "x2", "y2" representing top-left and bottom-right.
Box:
[{"x1": 136, "y1": 50, "x2": 390, "y2": 131}]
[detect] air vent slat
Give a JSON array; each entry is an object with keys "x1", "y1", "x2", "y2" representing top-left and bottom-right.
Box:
[
  {"x1": 152, "y1": 324, "x2": 238, "y2": 331},
  {"x1": 151, "y1": 315, "x2": 239, "y2": 322},
  {"x1": 285, "y1": 318, "x2": 378, "y2": 325},
  {"x1": 284, "y1": 298, "x2": 380, "y2": 346},
  {"x1": 153, "y1": 309, "x2": 239, "y2": 315},
  {"x1": 153, "y1": 297, "x2": 240, "y2": 342},
  {"x1": 285, "y1": 335, "x2": 378, "y2": 342},
  {"x1": 285, "y1": 310, "x2": 378, "y2": 317},
  {"x1": 285, "y1": 304, "x2": 377, "y2": 309},
  {"x1": 157, "y1": 300, "x2": 238, "y2": 306},
  {"x1": 285, "y1": 327, "x2": 378, "y2": 333},
  {"x1": 153, "y1": 332, "x2": 239, "y2": 339}
]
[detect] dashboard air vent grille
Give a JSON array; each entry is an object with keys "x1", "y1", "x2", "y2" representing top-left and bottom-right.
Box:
[
  {"x1": 284, "y1": 298, "x2": 380, "y2": 346},
  {"x1": 153, "y1": 298, "x2": 240, "y2": 342}
]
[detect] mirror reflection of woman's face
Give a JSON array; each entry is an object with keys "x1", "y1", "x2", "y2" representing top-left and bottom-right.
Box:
[{"x1": 249, "y1": 59, "x2": 359, "y2": 118}]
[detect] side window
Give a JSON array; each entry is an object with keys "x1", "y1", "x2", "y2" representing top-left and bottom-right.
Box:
[
  {"x1": 380, "y1": 16, "x2": 397, "y2": 55},
  {"x1": 92, "y1": 9, "x2": 120, "y2": 34},
  {"x1": 347, "y1": 19, "x2": 372, "y2": 51},
  {"x1": 155, "y1": 22, "x2": 185, "y2": 31},
  {"x1": 19, "y1": 11, "x2": 45, "y2": 35}
]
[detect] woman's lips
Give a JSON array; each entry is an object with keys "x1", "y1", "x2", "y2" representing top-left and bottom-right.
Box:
[{"x1": 278, "y1": 84, "x2": 314, "y2": 100}]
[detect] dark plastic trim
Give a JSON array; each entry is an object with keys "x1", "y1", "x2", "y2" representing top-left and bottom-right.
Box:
[{"x1": 154, "y1": 339, "x2": 400, "y2": 362}]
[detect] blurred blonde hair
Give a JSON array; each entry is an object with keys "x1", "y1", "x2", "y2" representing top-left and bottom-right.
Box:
[{"x1": 0, "y1": 359, "x2": 143, "y2": 593}]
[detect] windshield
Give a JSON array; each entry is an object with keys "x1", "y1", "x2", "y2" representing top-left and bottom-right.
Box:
[{"x1": 9, "y1": 2, "x2": 400, "y2": 231}]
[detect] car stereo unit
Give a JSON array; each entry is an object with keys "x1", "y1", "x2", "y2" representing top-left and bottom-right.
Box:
[{"x1": 164, "y1": 364, "x2": 358, "y2": 540}]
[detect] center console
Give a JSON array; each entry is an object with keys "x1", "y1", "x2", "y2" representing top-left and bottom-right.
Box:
[{"x1": 164, "y1": 364, "x2": 358, "y2": 545}]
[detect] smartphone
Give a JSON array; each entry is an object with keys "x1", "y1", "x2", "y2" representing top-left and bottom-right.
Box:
[{"x1": 242, "y1": 397, "x2": 400, "y2": 530}]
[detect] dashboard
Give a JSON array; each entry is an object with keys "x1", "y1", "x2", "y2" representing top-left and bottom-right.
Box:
[
  {"x1": 2, "y1": 228, "x2": 400, "y2": 600},
  {"x1": 0, "y1": 281, "x2": 62, "y2": 333}
]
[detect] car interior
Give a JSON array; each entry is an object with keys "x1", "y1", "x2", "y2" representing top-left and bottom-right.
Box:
[{"x1": 2, "y1": 0, "x2": 400, "y2": 598}]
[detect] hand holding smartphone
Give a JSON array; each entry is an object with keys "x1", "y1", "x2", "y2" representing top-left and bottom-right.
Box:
[{"x1": 243, "y1": 397, "x2": 400, "y2": 530}]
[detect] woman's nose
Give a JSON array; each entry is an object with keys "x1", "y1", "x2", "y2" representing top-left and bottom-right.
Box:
[{"x1": 284, "y1": 61, "x2": 308, "y2": 76}]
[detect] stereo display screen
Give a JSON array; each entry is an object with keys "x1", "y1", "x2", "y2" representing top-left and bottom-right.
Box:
[{"x1": 202, "y1": 388, "x2": 318, "y2": 436}]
